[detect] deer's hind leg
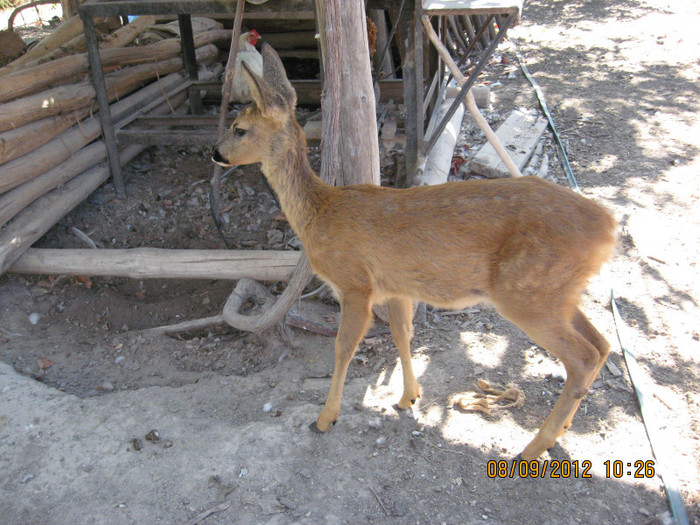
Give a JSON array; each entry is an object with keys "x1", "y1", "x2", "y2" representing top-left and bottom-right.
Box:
[
  {"x1": 557, "y1": 307, "x2": 610, "y2": 433},
  {"x1": 498, "y1": 302, "x2": 603, "y2": 460},
  {"x1": 387, "y1": 297, "x2": 420, "y2": 409},
  {"x1": 313, "y1": 291, "x2": 372, "y2": 432}
]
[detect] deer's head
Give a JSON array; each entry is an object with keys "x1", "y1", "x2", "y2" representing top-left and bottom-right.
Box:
[{"x1": 213, "y1": 43, "x2": 297, "y2": 168}]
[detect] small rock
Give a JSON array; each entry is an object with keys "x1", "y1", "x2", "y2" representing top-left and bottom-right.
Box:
[
  {"x1": 28, "y1": 313, "x2": 41, "y2": 325},
  {"x1": 131, "y1": 438, "x2": 143, "y2": 451},
  {"x1": 145, "y1": 430, "x2": 160, "y2": 442},
  {"x1": 376, "y1": 436, "x2": 387, "y2": 446},
  {"x1": 21, "y1": 474, "x2": 34, "y2": 484},
  {"x1": 368, "y1": 417, "x2": 382, "y2": 429},
  {"x1": 263, "y1": 403, "x2": 273, "y2": 413},
  {"x1": 115, "y1": 356, "x2": 126, "y2": 365},
  {"x1": 97, "y1": 382, "x2": 114, "y2": 392}
]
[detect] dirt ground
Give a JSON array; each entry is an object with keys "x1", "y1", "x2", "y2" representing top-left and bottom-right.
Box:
[{"x1": 1, "y1": 1, "x2": 699, "y2": 524}]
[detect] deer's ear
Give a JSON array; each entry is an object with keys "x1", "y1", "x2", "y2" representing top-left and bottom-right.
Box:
[
  {"x1": 241, "y1": 61, "x2": 290, "y2": 122},
  {"x1": 241, "y1": 62, "x2": 267, "y2": 111},
  {"x1": 262, "y1": 43, "x2": 296, "y2": 108}
]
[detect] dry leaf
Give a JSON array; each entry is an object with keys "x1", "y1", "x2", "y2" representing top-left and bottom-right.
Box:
[{"x1": 37, "y1": 357, "x2": 55, "y2": 370}]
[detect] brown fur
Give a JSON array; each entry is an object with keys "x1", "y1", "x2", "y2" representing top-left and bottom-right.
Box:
[{"x1": 213, "y1": 44, "x2": 618, "y2": 460}]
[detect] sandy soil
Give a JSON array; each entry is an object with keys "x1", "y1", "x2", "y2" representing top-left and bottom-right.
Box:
[{"x1": 1, "y1": 1, "x2": 698, "y2": 524}]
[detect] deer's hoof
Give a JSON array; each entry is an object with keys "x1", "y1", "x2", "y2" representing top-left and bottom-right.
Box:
[{"x1": 309, "y1": 420, "x2": 335, "y2": 433}]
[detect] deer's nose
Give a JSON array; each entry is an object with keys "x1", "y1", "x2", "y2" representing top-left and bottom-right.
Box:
[{"x1": 212, "y1": 147, "x2": 225, "y2": 164}]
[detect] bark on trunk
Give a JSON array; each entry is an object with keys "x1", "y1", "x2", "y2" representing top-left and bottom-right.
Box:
[{"x1": 315, "y1": 0, "x2": 380, "y2": 186}]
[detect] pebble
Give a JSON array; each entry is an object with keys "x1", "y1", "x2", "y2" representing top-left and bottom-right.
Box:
[
  {"x1": 115, "y1": 356, "x2": 126, "y2": 365},
  {"x1": 28, "y1": 313, "x2": 40, "y2": 325},
  {"x1": 375, "y1": 436, "x2": 387, "y2": 446},
  {"x1": 263, "y1": 403, "x2": 273, "y2": 412},
  {"x1": 368, "y1": 417, "x2": 382, "y2": 429}
]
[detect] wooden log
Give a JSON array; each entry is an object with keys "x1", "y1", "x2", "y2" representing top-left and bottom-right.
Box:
[
  {"x1": 0, "y1": 44, "x2": 218, "y2": 132},
  {"x1": 0, "y1": 144, "x2": 144, "y2": 275},
  {"x1": 0, "y1": 64, "x2": 218, "y2": 223},
  {"x1": 17, "y1": 15, "x2": 157, "y2": 71},
  {"x1": 9, "y1": 248, "x2": 300, "y2": 281},
  {"x1": 414, "y1": 82, "x2": 465, "y2": 187},
  {"x1": 0, "y1": 29, "x2": 231, "y2": 103},
  {"x1": 0, "y1": 141, "x2": 106, "y2": 228},
  {"x1": 99, "y1": 15, "x2": 155, "y2": 50},
  {"x1": 0, "y1": 15, "x2": 86, "y2": 75},
  {"x1": 368, "y1": 9, "x2": 395, "y2": 79},
  {"x1": 0, "y1": 70, "x2": 185, "y2": 194},
  {"x1": 0, "y1": 108, "x2": 89, "y2": 165}
]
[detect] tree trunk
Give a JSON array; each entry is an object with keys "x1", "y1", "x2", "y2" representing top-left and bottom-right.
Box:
[
  {"x1": 60, "y1": 0, "x2": 83, "y2": 19},
  {"x1": 315, "y1": 0, "x2": 380, "y2": 186}
]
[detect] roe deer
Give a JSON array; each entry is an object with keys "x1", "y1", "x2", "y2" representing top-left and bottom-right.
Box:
[{"x1": 212, "y1": 44, "x2": 617, "y2": 460}]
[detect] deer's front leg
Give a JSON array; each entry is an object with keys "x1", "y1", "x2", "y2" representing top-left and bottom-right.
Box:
[
  {"x1": 313, "y1": 292, "x2": 372, "y2": 432},
  {"x1": 387, "y1": 297, "x2": 420, "y2": 409}
]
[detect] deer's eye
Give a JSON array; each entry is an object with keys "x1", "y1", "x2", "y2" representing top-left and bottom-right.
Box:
[{"x1": 235, "y1": 128, "x2": 247, "y2": 138}]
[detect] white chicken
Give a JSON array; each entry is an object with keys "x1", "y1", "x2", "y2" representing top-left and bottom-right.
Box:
[{"x1": 227, "y1": 30, "x2": 263, "y2": 103}]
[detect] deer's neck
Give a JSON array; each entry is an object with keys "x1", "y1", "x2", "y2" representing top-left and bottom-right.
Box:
[{"x1": 260, "y1": 122, "x2": 327, "y2": 239}]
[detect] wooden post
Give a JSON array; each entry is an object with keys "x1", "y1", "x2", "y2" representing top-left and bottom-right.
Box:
[{"x1": 315, "y1": 0, "x2": 380, "y2": 186}]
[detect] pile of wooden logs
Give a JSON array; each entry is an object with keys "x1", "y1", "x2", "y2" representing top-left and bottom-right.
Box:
[{"x1": 0, "y1": 15, "x2": 231, "y2": 276}]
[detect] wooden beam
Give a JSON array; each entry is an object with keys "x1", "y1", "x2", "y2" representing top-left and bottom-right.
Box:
[{"x1": 9, "y1": 248, "x2": 300, "y2": 281}]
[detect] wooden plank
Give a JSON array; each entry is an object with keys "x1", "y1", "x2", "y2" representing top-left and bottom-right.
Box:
[
  {"x1": 470, "y1": 109, "x2": 547, "y2": 178},
  {"x1": 422, "y1": 0, "x2": 522, "y2": 16}
]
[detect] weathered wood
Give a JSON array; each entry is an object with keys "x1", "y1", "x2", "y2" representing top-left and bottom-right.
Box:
[
  {"x1": 0, "y1": 44, "x2": 218, "y2": 132},
  {"x1": 0, "y1": 63, "x2": 218, "y2": 222},
  {"x1": 471, "y1": 109, "x2": 548, "y2": 178},
  {"x1": 422, "y1": 0, "x2": 522, "y2": 18},
  {"x1": 368, "y1": 10, "x2": 395, "y2": 79},
  {"x1": 18, "y1": 15, "x2": 156, "y2": 71},
  {"x1": 0, "y1": 15, "x2": 85, "y2": 75},
  {"x1": 0, "y1": 109, "x2": 89, "y2": 165},
  {"x1": 0, "y1": 141, "x2": 106, "y2": 228},
  {"x1": 421, "y1": 15, "x2": 522, "y2": 177},
  {"x1": 0, "y1": 144, "x2": 144, "y2": 275},
  {"x1": 315, "y1": 0, "x2": 379, "y2": 186},
  {"x1": 0, "y1": 70, "x2": 185, "y2": 194},
  {"x1": 100, "y1": 15, "x2": 156, "y2": 49},
  {"x1": 414, "y1": 83, "x2": 465, "y2": 187},
  {"x1": 9, "y1": 248, "x2": 300, "y2": 281},
  {"x1": 0, "y1": 30, "x2": 230, "y2": 104},
  {"x1": 260, "y1": 30, "x2": 316, "y2": 50}
]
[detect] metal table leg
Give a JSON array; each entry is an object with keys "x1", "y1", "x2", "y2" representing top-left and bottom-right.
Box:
[
  {"x1": 81, "y1": 13, "x2": 127, "y2": 197},
  {"x1": 178, "y1": 13, "x2": 203, "y2": 114}
]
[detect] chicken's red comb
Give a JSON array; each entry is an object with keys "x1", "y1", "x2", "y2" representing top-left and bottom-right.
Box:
[{"x1": 248, "y1": 29, "x2": 261, "y2": 42}]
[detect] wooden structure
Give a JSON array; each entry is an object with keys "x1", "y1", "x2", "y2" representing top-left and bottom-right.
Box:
[
  {"x1": 3, "y1": 0, "x2": 524, "y2": 334},
  {"x1": 77, "y1": 0, "x2": 523, "y2": 193}
]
